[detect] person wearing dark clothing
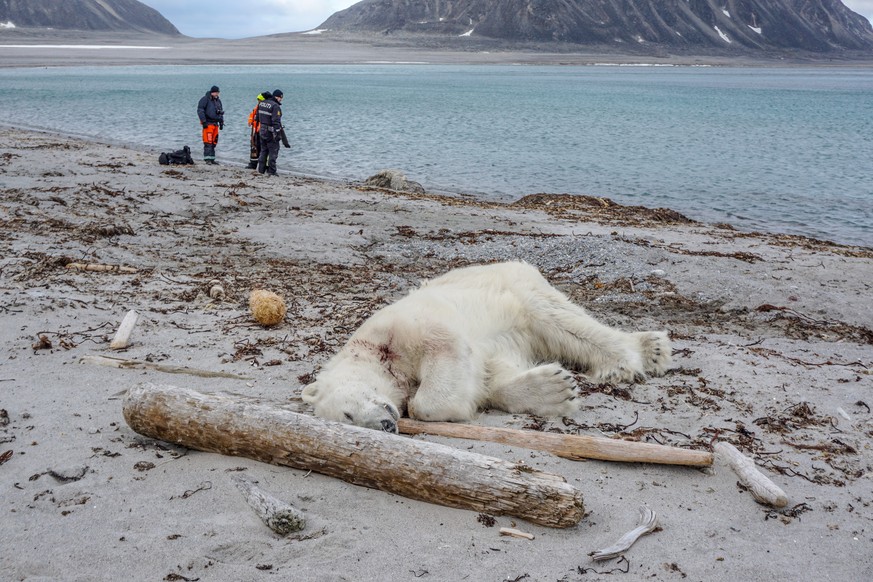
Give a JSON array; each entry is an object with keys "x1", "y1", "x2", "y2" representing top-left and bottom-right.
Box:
[
  {"x1": 197, "y1": 85, "x2": 224, "y2": 164},
  {"x1": 246, "y1": 91, "x2": 269, "y2": 169},
  {"x1": 256, "y1": 89, "x2": 289, "y2": 175}
]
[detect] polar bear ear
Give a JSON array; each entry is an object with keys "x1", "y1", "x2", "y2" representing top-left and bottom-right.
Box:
[{"x1": 301, "y1": 382, "x2": 320, "y2": 403}]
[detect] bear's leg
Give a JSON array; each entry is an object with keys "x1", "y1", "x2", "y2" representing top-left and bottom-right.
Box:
[
  {"x1": 531, "y1": 289, "x2": 671, "y2": 383},
  {"x1": 407, "y1": 335, "x2": 479, "y2": 422},
  {"x1": 485, "y1": 357, "x2": 580, "y2": 417}
]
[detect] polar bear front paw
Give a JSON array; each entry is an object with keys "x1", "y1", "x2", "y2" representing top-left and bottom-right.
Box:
[
  {"x1": 587, "y1": 332, "x2": 672, "y2": 384},
  {"x1": 590, "y1": 362, "x2": 646, "y2": 385},
  {"x1": 632, "y1": 331, "x2": 672, "y2": 377}
]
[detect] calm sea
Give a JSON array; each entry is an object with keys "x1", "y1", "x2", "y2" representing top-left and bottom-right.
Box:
[{"x1": 0, "y1": 64, "x2": 870, "y2": 247}]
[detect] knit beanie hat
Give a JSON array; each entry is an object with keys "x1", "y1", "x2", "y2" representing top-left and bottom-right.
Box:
[
  {"x1": 210, "y1": 85, "x2": 220, "y2": 93},
  {"x1": 272, "y1": 89, "x2": 283, "y2": 98}
]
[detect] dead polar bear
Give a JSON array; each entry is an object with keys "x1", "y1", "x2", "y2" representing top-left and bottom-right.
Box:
[{"x1": 302, "y1": 261, "x2": 671, "y2": 432}]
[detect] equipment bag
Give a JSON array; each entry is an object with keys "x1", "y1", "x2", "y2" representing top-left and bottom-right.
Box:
[{"x1": 158, "y1": 145, "x2": 195, "y2": 165}]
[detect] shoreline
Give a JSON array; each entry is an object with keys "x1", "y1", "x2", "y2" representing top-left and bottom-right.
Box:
[
  {"x1": 2, "y1": 29, "x2": 873, "y2": 69},
  {"x1": 2, "y1": 129, "x2": 872, "y2": 580},
  {"x1": 4, "y1": 122, "x2": 871, "y2": 255}
]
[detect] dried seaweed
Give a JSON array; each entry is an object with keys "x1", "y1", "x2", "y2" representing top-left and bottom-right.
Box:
[
  {"x1": 755, "y1": 304, "x2": 873, "y2": 345},
  {"x1": 754, "y1": 402, "x2": 830, "y2": 434},
  {"x1": 512, "y1": 193, "x2": 695, "y2": 227}
]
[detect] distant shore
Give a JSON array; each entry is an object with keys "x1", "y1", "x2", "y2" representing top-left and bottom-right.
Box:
[{"x1": 2, "y1": 28, "x2": 873, "y2": 68}]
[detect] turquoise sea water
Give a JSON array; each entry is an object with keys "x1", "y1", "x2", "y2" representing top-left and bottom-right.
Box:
[{"x1": 0, "y1": 64, "x2": 870, "y2": 247}]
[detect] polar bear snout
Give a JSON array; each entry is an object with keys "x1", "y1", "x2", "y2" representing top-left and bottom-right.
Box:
[
  {"x1": 346, "y1": 400, "x2": 400, "y2": 433},
  {"x1": 377, "y1": 402, "x2": 400, "y2": 433}
]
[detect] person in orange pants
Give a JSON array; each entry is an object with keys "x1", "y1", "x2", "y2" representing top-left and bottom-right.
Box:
[{"x1": 197, "y1": 85, "x2": 224, "y2": 165}]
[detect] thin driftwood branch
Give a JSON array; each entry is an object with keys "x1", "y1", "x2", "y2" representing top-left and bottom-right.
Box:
[
  {"x1": 231, "y1": 473, "x2": 306, "y2": 535},
  {"x1": 714, "y1": 442, "x2": 788, "y2": 507},
  {"x1": 80, "y1": 355, "x2": 250, "y2": 380},
  {"x1": 66, "y1": 262, "x2": 138, "y2": 274},
  {"x1": 398, "y1": 419, "x2": 713, "y2": 467},
  {"x1": 123, "y1": 383, "x2": 585, "y2": 528}
]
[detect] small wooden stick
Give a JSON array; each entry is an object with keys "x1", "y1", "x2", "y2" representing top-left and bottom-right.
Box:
[
  {"x1": 499, "y1": 527, "x2": 535, "y2": 540},
  {"x1": 591, "y1": 506, "x2": 659, "y2": 561},
  {"x1": 714, "y1": 442, "x2": 788, "y2": 507},
  {"x1": 80, "y1": 355, "x2": 250, "y2": 380},
  {"x1": 109, "y1": 309, "x2": 139, "y2": 350},
  {"x1": 231, "y1": 474, "x2": 306, "y2": 535},
  {"x1": 398, "y1": 419, "x2": 713, "y2": 467},
  {"x1": 66, "y1": 262, "x2": 138, "y2": 274}
]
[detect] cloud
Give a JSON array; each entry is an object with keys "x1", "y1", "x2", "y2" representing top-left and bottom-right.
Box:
[
  {"x1": 141, "y1": 0, "x2": 872, "y2": 39},
  {"x1": 845, "y1": 0, "x2": 873, "y2": 21}
]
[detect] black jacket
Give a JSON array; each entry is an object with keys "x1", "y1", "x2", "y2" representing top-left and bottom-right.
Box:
[
  {"x1": 197, "y1": 92, "x2": 224, "y2": 126},
  {"x1": 257, "y1": 97, "x2": 283, "y2": 140}
]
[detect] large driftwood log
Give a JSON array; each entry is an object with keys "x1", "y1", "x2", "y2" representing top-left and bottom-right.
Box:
[
  {"x1": 123, "y1": 384, "x2": 585, "y2": 528},
  {"x1": 398, "y1": 419, "x2": 713, "y2": 467}
]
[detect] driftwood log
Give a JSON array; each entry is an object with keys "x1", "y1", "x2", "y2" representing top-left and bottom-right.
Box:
[
  {"x1": 398, "y1": 419, "x2": 713, "y2": 467},
  {"x1": 714, "y1": 442, "x2": 788, "y2": 507},
  {"x1": 123, "y1": 384, "x2": 585, "y2": 528},
  {"x1": 231, "y1": 473, "x2": 306, "y2": 535}
]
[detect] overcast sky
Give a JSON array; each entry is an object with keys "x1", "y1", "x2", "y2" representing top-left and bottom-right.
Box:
[
  {"x1": 138, "y1": 1, "x2": 357, "y2": 38},
  {"x1": 139, "y1": 0, "x2": 873, "y2": 39}
]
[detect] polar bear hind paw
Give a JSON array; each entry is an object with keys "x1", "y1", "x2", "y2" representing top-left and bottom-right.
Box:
[
  {"x1": 530, "y1": 363, "x2": 582, "y2": 416},
  {"x1": 491, "y1": 363, "x2": 581, "y2": 417}
]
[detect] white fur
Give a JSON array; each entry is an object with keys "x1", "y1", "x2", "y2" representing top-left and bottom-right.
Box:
[{"x1": 302, "y1": 262, "x2": 671, "y2": 431}]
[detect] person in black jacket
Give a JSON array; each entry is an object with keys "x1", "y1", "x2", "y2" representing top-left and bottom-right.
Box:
[
  {"x1": 246, "y1": 91, "x2": 270, "y2": 169},
  {"x1": 197, "y1": 85, "x2": 224, "y2": 165},
  {"x1": 256, "y1": 89, "x2": 289, "y2": 175}
]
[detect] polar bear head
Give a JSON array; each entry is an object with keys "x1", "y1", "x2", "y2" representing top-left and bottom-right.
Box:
[{"x1": 302, "y1": 380, "x2": 401, "y2": 433}]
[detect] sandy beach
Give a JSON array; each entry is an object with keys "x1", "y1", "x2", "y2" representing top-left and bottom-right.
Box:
[{"x1": 0, "y1": 126, "x2": 871, "y2": 581}]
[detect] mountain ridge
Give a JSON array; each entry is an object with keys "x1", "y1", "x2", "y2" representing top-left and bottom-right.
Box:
[
  {"x1": 319, "y1": 0, "x2": 873, "y2": 53},
  {"x1": 0, "y1": 0, "x2": 180, "y2": 35}
]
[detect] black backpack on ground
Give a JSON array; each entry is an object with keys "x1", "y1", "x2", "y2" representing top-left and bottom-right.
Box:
[{"x1": 159, "y1": 146, "x2": 194, "y2": 165}]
